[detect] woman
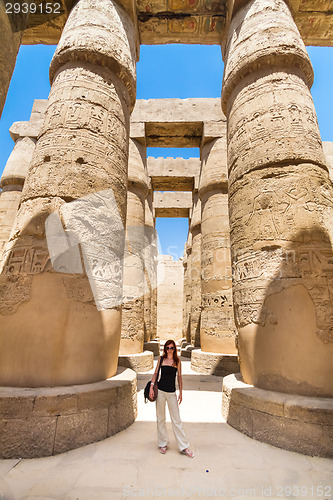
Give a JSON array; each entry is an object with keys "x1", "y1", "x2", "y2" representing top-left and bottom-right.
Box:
[{"x1": 149, "y1": 339, "x2": 194, "y2": 457}]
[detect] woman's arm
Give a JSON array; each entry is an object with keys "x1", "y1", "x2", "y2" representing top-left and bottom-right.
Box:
[
  {"x1": 177, "y1": 359, "x2": 183, "y2": 404},
  {"x1": 149, "y1": 357, "x2": 162, "y2": 398}
]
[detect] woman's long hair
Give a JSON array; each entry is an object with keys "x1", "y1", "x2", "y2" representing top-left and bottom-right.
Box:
[{"x1": 162, "y1": 339, "x2": 179, "y2": 366}]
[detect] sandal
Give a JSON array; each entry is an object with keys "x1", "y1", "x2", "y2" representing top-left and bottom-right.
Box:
[
  {"x1": 181, "y1": 448, "x2": 194, "y2": 458},
  {"x1": 159, "y1": 446, "x2": 167, "y2": 454}
]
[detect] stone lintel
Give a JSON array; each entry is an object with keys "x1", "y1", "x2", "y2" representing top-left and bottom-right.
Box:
[
  {"x1": 154, "y1": 191, "x2": 192, "y2": 218},
  {"x1": 0, "y1": 367, "x2": 137, "y2": 459},
  {"x1": 20, "y1": 0, "x2": 333, "y2": 46},
  {"x1": 222, "y1": 373, "x2": 333, "y2": 458},
  {"x1": 132, "y1": 98, "x2": 223, "y2": 123},
  {"x1": 9, "y1": 99, "x2": 48, "y2": 141},
  {"x1": 147, "y1": 157, "x2": 200, "y2": 191}
]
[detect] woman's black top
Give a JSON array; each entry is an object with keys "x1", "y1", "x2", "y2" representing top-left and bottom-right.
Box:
[{"x1": 158, "y1": 363, "x2": 177, "y2": 392}]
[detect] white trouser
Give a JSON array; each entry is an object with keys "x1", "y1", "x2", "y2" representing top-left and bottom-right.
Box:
[{"x1": 156, "y1": 389, "x2": 190, "y2": 451}]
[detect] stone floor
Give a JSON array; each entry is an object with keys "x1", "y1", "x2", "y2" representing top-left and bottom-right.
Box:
[{"x1": 0, "y1": 358, "x2": 332, "y2": 500}]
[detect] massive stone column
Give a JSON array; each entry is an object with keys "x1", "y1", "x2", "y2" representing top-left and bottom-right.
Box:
[
  {"x1": 191, "y1": 137, "x2": 239, "y2": 375},
  {"x1": 189, "y1": 192, "x2": 201, "y2": 347},
  {"x1": 142, "y1": 191, "x2": 160, "y2": 355},
  {"x1": 0, "y1": 136, "x2": 36, "y2": 256},
  {"x1": 221, "y1": 0, "x2": 333, "y2": 457},
  {"x1": 0, "y1": 0, "x2": 137, "y2": 388},
  {"x1": 185, "y1": 232, "x2": 192, "y2": 345},
  {"x1": 119, "y1": 139, "x2": 153, "y2": 370},
  {"x1": 143, "y1": 192, "x2": 153, "y2": 343},
  {"x1": 182, "y1": 249, "x2": 188, "y2": 339},
  {"x1": 0, "y1": 3, "x2": 27, "y2": 117},
  {"x1": 150, "y1": 209, "x2": 158, "y2": 342}
]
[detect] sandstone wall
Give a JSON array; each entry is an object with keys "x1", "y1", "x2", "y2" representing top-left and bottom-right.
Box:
[{"x1": 157, "y1": 255, "x2": 184, "y2": 342}]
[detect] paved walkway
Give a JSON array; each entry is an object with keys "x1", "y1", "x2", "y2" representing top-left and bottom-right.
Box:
[{"x1": 0, "y1": 358, "x2": 332, "y2": 500}]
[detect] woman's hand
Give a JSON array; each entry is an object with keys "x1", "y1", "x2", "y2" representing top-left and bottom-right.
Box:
[
  {"x1": 149, "y1": 384, "x2": 155, "y2": 399},
  {"x1": 178, "y1": 392, "x2": 182, "y2": 404}
]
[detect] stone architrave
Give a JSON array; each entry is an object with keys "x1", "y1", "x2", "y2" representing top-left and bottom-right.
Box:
[
  {"x1": 120, "y1": 138, "x2": 149, "y2": 355},
  {"x1": 0, "y1": 136, "x2": 36, "y2": 256},
  {"x1": 0, "y1": 0, "x2": 137, "y2": 387},
  {"x1": 189, "y1": 192, "x2": 201, "y2": 347},
  {"x1": 199, "y1": 136, "x2": 237, "y2": 354},
  {"x1": 0, "y1": 4, "x2": 27, "y2": 117},
  {"x1": 222, "y1": 0, "x2": 333, "y2": 398}
]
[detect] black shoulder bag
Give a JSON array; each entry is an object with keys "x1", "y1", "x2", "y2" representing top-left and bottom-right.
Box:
[{"x1": 144, "y1": 356, "x2": 162, "y2": 403}]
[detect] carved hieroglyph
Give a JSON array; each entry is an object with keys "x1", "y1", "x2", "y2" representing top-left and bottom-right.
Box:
[
  {"x1": 199, "y1": 137, "x2": 236, "y2": 354},
  {"x1": 222, "y1": 0, "x2": 333, "y2": 397},
  {"x1": 120, "y1": 139, "x2": 149, "y2": 354},
  {"x1": 0, "y1": 0, "x2": 137, "y2": 387},
  {"x1": 189, "y1": 192, "x2": 201, "y2": 347}
]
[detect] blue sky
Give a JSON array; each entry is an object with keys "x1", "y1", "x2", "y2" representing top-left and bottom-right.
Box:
[{"x1": 0, "y1": 44, "x2": 332, "y2": 258}]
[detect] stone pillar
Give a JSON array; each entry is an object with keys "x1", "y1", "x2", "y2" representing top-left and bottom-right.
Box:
[
  {"x1": 119, "y1": 139, "x2": 153, "y2": 370},
  {"x1": 182, "y1": 249, "x2": 188, "y2": 339},
  {"x1": 185, "y1": 232, "x2": 192, "y2": 345},
  {"x1": 189, "y1": 192, "x2": 201, "y2": 347},
  {"x1": 0, "y1": 136, "x2": 36, "y2": 256},
  {"x1": 0, "y1": 4, "x2": 27, "y2": 117},
  {"x1": 143, "y1": 192, "x2": 153, "y2": 343},
  {"x1": 191, "y1": 137, "x2": 239, "y2": 375},
  {"x1": 142, "y1": 191, "x2": 160, "y2": 355},
  {"x1": 221, "y1": 0, "x2": 333, "y2": 457},
  {"x1": 0, "y1": 0, "x2": 137, "y2": 388},
  {"x1": 150, "y1": 209, "x2": 158, "y2": 342}
]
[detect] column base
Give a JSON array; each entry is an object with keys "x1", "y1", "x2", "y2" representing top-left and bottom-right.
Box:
[
  {"x1": 143, "y1": 341, "x2": 160, "y2": 356},
  {"x1": 180, "y1": 345, "x2": 200, "y2": 358},
  {"x1": 191, "y1": 349, "x2": 239, "y2": 376},
  {"x1": 0, "y1": 367, "x2": 137, "y2": 459},
  {"x1": 118, "y1": 351, "x2": 154, "y2": 372},
  {"x1": 222, "y1": 374, "x2": 333, "y2": 458}
]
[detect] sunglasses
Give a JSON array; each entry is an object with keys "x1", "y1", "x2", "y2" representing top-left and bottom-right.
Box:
[{"x1": 166, "y1": 346, "x2": 175, "y2": 350}]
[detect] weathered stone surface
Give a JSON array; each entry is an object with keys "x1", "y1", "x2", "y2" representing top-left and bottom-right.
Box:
[
  {"x1": 0, "y1": 3, "x2": 27, "y2": 117},
  {"x1": 223, "y1": 374, "x2": 333, "y2": 458},
  {"x1": 147, "y1": 157, "x2": 200, "y2": 192},
  {"x1": 183, "y1": 233, "x2": 192, "y2": 343},
  {"x1": 54, "y1": 407, "x2": 109, "y2": 455},
  {"x1": 131, "y1": 98, "x2": 224, "y2": 147},
  {"x1": 0, "y1": 367, "x2": 137, "y2": 458},
  {"x1": 154, "y1": 191, "x2": 192, "y2": 218},
  {"x1": 120, "y1": 139, "x2": 148, "y2": 355},
  {"x1": 156, "y1": 255, "x2": 184, "y2": 342},
  {"x1": 189, "y1": 192, "x2": 201, "y2": 347},
  {"x1": 143, "y1": 340, "x2": 160, "y2": 355},
  {"x1": 20, "y1": 0, "x2": 333, "y2": 47},
  {"x1": 0, "y1": 0, "x2": 137, "y2": 387},
  {"x1": 191, "y1": 349, "x2": 239, "y2": 376},
  {"x1": 118, "y1": 351, "x2": 154, "y2": 372},
  {"x1": 222, "y1": 0, "x2": 333, "y2": 398},
  {"x1": 199, "y1": 137, "x2": 237, "y2": 354}
]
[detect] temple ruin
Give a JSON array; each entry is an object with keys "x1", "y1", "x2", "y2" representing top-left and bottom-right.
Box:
[{"x1": 0, "y1": 0, "x2": 332, "y2": 459}]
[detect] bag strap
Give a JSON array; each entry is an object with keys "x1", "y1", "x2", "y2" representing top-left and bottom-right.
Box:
[{"x1": 156, "y1": 356, "x2": 162, "y2": 382}]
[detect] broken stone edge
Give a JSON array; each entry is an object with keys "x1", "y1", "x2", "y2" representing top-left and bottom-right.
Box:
[
  {"x1": 0, "y1": 367, "x2": 137, "y2": 459},
  {"x1": 118, "y1": 350, "x2": 154, "y2": 372},
  {"x1": 222, "y1": 373, "x2": 333, "y2": 458},
  {"x1": 191, "y1": 349, "x2": 239, "y2": 376}
]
